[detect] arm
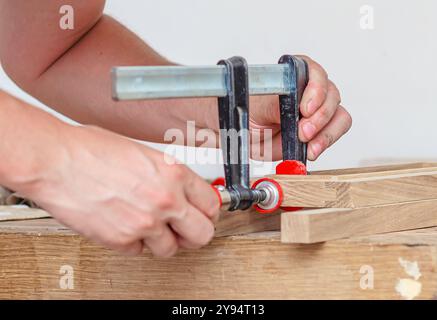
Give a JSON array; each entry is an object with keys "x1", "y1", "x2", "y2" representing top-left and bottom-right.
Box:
[
  {"x1": 0, "y1": 89, "x2": 219, "y2": 256},
  {"x1": 0, "y1": 0, "x2": 351, "y2": 160},
  {"x1": 0, "y1": 0, "x2": 217, "y2": 144}
]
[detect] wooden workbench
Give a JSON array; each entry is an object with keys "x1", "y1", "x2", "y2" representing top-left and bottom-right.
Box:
[{"x1": 0, "y1": 218, "x2": 436, "y2": 299}]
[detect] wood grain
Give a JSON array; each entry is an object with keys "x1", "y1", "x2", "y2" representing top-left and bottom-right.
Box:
[
  {"x1": 0, "y1": 208, "x2": 280, "y2": 238},
  {"x1": 281, "y1": 198, "x2": 437, "y2": 243},
  {"x1": 215, "y1": 210, "x2": 280, "y2": 237},
  {"x1": 0, "y1": 205, "x2": 50, "y2": 222},
  {"x1": 274, "y1": 165, "x2": 437, "y2": 208},
  {"x1": 1, "y1": 221, "x2": 437, "y2": 299},
  {"x1": 310, "y1": 162, "x2": 437, "y2": 176}
]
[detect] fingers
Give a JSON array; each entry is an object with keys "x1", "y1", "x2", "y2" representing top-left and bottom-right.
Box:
[
  {"x1": 299, "y1": 81, "x2": 341, "y2": 142},
  {"x1": 129, "y1": 163, "x2": 218, "y2": 256},
  {"x1": 143, "y1": 224, "x2": 179, "y2": 258},
  {"x1": 110, "y1": 240, "x2": 144, "y2": 256},
  {"x1": 169, "y1": 204, "x2": 215, "y2": 249},
  {"x1": 293, "y1": 56, "x2": 350, "y2": 160},
  {"x1": 184, "y1": 173, "x2": 221, "y2": 222},
  {"x1": 307, "y1": 106, "x2": 352, "y2": 160},
  {"x1": 296, "y1": 55, "x2": 329, "y2": 117},
  {"x1": 160, "y1": 163, "x2": 220, "y2": 221}
]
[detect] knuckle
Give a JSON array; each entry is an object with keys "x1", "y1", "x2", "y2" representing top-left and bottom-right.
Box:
[
  {"x1": 318, "y1": 106, "x2": 331, "y2": 122},
  {"x1": 308, "y1": 80, "x2": 326, "y2": 92},
  {"x1": 163, "y1": 154, "x2": 178, "y2": 166},
  {"x1": 167, "y1": 164, "x2": 187, "y2": 181},
  {"x1": 154, "y1": 191, "x2": 177, "y2": 211},
  {"x1": 173, "y1": 206, "x2": 189, "y2": 220},
  {"x1": 137, "y1": 215, "x2": 157, "y2": 232}
]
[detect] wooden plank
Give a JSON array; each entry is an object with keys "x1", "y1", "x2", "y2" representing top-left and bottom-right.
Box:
[
  {"x1": 0, "y1": 221, "x2": 437, "y2": 299},
  {"x1": 273, "y1": 166, "x2": 437, "y2": 208},
  {"x1": 0, "y1": 205, "x2": 50, "y2": 222},
  {"x1": 0, "y1": 209, "x2": 280, "y2": 238},
  {"x1": 310, "y1": 162, "x2": 437, "y2": 176},
  {"x1": 281, "y1": 198, "x2": 437, "y2": 243},
  {"x1": 215, "y1": 210, "x2": 280, "y2": 237},
  {"x1": 0, "y1": 162, "x2": 433, "y2": 228},
  {"x1": 0, "y1": 163, "x2": 435, "y2": 240}
]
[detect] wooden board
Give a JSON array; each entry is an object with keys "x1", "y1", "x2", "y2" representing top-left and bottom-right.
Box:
[
  {"x1": 0, "y1": 162, "x2": 433, "y2": 236},
  {"x1": 216, "y1": 210, "x2": 280, "y2": 237},
  {"x1": 282, "y1": 198, "x2": 437, "y2": 243},
  {"x1": 274, "y1": 164, "x2": 437, "y2": 208},
  {"x1": 310, "y1": 162, "x2": 437, "y2": 175},
  {"x1": 0, "y1": 206, "x2": 280, "y2": 238},
  {"x1": 0, "y1": 205, "x2": 50, "y2": 222},
  {"x1": 1, "y1": 219, "x2": 437, "y2": 299}
]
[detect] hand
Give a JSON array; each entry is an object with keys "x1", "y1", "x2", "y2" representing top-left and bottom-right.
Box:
[
  {"x1": 18, "y1": 125, "x2": 220, "y2": 257},
  {"x1": 249, "y1": 55, "x2": 352, "y2": 161}
]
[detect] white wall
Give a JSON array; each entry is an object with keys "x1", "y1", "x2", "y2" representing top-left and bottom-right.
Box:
[{"x1": 1, "y1": 0, "x2": 436, "y2": 177}]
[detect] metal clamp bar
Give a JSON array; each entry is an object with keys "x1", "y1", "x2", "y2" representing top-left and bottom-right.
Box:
[
  {"x1": 112, "y1": 64, "x2": 291, "y2": 100},
  {"x1": 278, "y1": 55, "x2": 309, "y2": 165}
]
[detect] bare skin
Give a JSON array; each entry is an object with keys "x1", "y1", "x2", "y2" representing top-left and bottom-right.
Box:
[
  {"x1": 0, "y1": 0, "x2": 352, "y2": 161},
  {"x1": 0, "y1": 90, "x2": 219, "y2": 257},
  {"x1": 0, "y1": 1, "x2": 352, "y2": 257}
]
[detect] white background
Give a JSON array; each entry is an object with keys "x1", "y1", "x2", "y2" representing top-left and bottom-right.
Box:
[{"x1": 1, "y1": 0, "x2": 436, "y2": 177}]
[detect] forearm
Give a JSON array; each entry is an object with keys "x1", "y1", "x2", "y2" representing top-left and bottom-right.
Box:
[
  {"x1": 0, "y1": 1, "x2": 218, "y2": 144},
  {"x1": 32, "y1": 15, "x2": 219, "y2": 143},
  {"x1": 0, "y1": 90, "x2": 68, "y2": 193}
]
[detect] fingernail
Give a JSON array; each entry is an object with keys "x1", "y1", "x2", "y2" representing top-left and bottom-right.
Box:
[
  {"x1": 307, "y1": 99, "x2": 318, "y2": 114},
  {"x1": 302, "y1": 122, "x2": 317, "y2": 140}
]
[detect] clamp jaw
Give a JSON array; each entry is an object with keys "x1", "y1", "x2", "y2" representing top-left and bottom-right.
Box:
[
  {"x1": 215, "y1": 57, "x2": 266, "y2": 211},
  {"x1": 213, "y1": 55, "x2": 309, "y2": 213}
]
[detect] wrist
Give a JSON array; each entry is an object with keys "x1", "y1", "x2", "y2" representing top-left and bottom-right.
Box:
[{"x1": 0, "y1": 99, "x2": 72, "y2": 196}]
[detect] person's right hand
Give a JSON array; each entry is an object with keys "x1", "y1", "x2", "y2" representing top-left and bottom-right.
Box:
[{"x1": 19, "y1": 125, "x2": 220, "y2": 257}]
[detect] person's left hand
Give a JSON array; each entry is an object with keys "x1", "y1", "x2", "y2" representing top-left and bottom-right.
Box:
[{"x1": 249, "y1": 55, "x2": 352, "y2": 161}]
